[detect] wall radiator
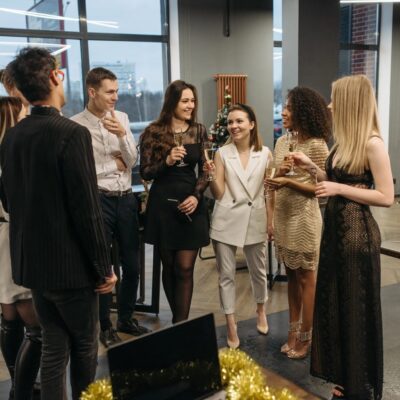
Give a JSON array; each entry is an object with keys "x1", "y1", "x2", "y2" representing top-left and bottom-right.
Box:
[{"x1": 213, "y1": 74, "x2": 248, "y2": 109}]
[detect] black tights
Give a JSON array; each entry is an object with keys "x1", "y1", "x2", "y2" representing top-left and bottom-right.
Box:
[
  {"x1": 1, "y1": 300, "x2": 41, "y2": 400},
  {"x1": 159, "y1": 248, "x2": 199, "y2": 323}
]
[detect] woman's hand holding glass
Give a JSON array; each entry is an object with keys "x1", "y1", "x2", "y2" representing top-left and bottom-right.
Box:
[
  {"x1": 265, "y1": 176, "x2": 290, "y2": 191},
  {"x1": 166, "y1": 146, "x2": 187, "y2": 166},
  {"x1": 285, "y1": 130, "x2": 299, "y2": 176},
  {"x1": 173, "y1": 131, "x2": 188, "y2": 167},
  {"x1": 290, "y1": 151, "x2": 313, "y2": 169},
  {"x1": 276, "y1": 157, "x2": 292, "y2": 177}
]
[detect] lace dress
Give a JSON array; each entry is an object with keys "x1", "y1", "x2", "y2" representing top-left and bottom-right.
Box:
[
  {"x1": 274, "y1": 136, "x2": 329, "y2": 270},
  {"x1": 310, "y1": 151, "x2": 383, "y2": 400},
  {"x1": 140, "y1": 123, "x2": 210, "y2": 250}
]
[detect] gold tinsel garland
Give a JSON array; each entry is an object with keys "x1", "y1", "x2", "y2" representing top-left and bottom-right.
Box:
[
  {"x1": 219, "y1": 348, "x2": 298, "y2": 400},
  {"x1": 80, "y1": 379, "x2": 113, "y2": 400},
  {"x1": 80, "y1": 349, "x2": 299, "y2": 400}
]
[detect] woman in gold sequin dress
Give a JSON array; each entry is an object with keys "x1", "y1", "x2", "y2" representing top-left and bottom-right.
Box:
[
  {"x1": 267, "y1": 87, "x2": 331, "y2": 359},
  {"x1": 293, "y1": 75, "x2": 393, "y2": 400}
]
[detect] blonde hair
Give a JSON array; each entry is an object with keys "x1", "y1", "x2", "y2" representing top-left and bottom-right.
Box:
[{"x1": 331, "y1": 74, "x2": 380, "y2": 174}]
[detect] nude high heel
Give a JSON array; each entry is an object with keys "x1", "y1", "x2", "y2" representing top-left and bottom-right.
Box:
[
  {"x1": 256, "y1": 311, "x2": 269, "y2": 335},
  {"x1": 287, "y1": 329, "x2": 312, "y2": 359},
  {"x1": 226, "y1": 324, "x2": 240, "y2": 349},
  {"x1": 280, "y1": 321, "x2": 301, "y2": 354}
]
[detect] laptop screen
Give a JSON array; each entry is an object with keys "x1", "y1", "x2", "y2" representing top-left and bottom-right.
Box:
[{"x1": 107, "y1": 313, "x2": 222, "y2": 400}]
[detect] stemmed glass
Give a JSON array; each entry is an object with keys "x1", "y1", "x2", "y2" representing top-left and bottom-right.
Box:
[
  {"x1": 264, "y1": 154, "x2": 276, "y2": 199},
  {"x1": 285, "y1": 130, "x2": 298, "y2": 176},
  {"x1": 310, "y1": 166, "x2": 318, "y2": 184},
  {"x1": 173, "y1": 130, "x2": 188, "y2": 167},
  {"x1": 204, "y1": 142, "x2": 217, "y2": 181}
]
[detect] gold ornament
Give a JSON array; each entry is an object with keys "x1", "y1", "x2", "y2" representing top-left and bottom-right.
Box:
[
  {"x1": 81, "y1": 349, "x2": 299, "y2": 400},
  {"x1": 219, "y1": 348, "x2": 299, "y2": 400},
  {"x1": 80, "y1": 379, "x2": 113, "y2": 400}
]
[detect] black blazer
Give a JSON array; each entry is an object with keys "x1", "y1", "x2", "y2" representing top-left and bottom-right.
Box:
[{"x1": 0, "y1": 106, "x2": 110, "y2": 290}]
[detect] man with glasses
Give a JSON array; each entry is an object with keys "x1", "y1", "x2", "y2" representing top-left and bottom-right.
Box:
[
  {"x1": 72, "y1": 67, "x2": 150, "y2": 348},
  {"x1": 0, "y1": 47, "x2": 116, "y2": 400}
]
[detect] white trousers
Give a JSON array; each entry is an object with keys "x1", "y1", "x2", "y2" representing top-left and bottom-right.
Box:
[{"x1": 212, "y1": 240, "x2": 268, "y2": 314}]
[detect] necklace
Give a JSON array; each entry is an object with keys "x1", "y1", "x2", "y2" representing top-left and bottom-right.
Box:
[{"x1": 173, "y1": 123, "x2": 188, "y2": 133}]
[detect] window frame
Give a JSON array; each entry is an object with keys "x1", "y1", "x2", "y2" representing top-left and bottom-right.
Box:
[
  {"x1": 339, "y1": 3, "x2": 381, "y2": 91},
  {"x1": 0, "y1": 0, "x2": 170, "y2": 104}
]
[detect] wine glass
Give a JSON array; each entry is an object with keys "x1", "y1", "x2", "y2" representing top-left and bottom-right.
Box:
[
  {"x1": 310, "y1": 166, "x2": 318, "y2": 184},
  {"x1": 204, "y1": 142, "x2": 217, "y2": 181},
  {"x1": 264, "y1": 154, "x2": 276, "y2": 199},
  {"x1": 173, "y1": 130, "x2": 188, "y2": 167},
  {"x1": 285, "y1": 130, "x2": 298, "y2": 176}
]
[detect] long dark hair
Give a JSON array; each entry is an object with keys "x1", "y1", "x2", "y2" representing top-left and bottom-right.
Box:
[
  {"x1": 139, "y1": 80, "x2": 199, "y2": 164},
  {"x1": 155, "y1": 80, "x2": 198, "y2": 129}
]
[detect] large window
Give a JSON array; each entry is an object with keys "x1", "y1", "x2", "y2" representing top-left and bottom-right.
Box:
[
  {"x1": 0, "y1": 0, "x2": 169, "y2": 186},
  {"x1": 339, "y1": 3, "x2": 380, "y2": 89},
  {"x1": 0, "y1": 0, "x2": 169, "y2": 123}
]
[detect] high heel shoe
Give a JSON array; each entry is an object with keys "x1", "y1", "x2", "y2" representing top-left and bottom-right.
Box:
[
  {"x1": 280, "y1": 321, "x2": 300, "y2": 354},
  {"x1": 256, "y1": 310, "x2": 269, "y2": 335},
  {"x1": 287, "y1": 329, "x2": 312, "y2": 359},
  {"x1": 227, "y1": 337, "x2": 240, "y2": 349},
  {"x1": 226, "y1": 324, "x2": 240, "y2": 349},
  {"x1": 257, "y1": 324, "x2": 269, "y2": 335}
]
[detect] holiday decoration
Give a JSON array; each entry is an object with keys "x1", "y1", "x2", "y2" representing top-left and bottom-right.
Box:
[
  {"x1": 209, "y1": 85, "x2": 232, "y2": 146},
  {"x1": 81, "y1": 349, "x2": 299, "y2": 400}
]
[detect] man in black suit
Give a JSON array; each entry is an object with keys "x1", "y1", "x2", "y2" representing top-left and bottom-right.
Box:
[{"x1": 0, "y1": 47, "x2": 117, "y2": 400}]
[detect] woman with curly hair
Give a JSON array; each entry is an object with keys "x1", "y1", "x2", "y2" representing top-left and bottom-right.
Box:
[
  {"x1": 267, "y1": 86, "x2": 331, "y2": 359},
  {"x1": 139, "y1": 80, "x2": 210, "y2": 323}
]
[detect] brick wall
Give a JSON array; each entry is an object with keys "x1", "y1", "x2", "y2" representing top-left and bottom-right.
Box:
[{"x1": 350, "y1": 5, "x2": 378, "y2": 85}]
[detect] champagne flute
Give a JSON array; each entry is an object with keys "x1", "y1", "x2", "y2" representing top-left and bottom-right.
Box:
[
  {"x1": 285, "y1": 130, "x2": 298, "y2": 176},
  {"x1": 173, "y1": 130, "x2": 188, "y2": 167},
  {"x1": 204, "y1": 142, "x2": 217, "y2": 181},
  {"x1": 264, "y1": 154, "x2": 276, "y2": 199},
  {"x1": 310, "y1": 166, "x2": 318, "y2": 184}
]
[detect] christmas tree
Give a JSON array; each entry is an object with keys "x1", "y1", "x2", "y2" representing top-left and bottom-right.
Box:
[{"x1": 209, "y1": 85, "x2": 232, "y2": 147}]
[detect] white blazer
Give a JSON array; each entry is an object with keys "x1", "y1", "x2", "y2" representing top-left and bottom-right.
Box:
[{"x1": 210, "y1": 143, "x2": 271, "y2": 247}]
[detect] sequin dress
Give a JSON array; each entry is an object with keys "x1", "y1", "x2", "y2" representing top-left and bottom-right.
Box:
[
  {"x1": 310, "y1": 151, "x2": 383, "y2": 400},
  {"x1": 274, "y1": 136, "x2": 329, "y2": 270}
]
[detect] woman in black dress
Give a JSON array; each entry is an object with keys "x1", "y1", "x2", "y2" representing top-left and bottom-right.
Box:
[
  {"x1": 293, "y1": 75, "x2": 394, "y2": 399},
  {"x1": 140, "y1": 80, "x2": 209, "y2": 323}
]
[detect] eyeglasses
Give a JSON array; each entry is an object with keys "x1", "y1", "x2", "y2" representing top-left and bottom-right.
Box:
[{"x1": 52, "y1": 69, "x2": 65, "y2": 82}]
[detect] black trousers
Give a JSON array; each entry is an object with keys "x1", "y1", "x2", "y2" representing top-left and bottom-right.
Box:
[
  {"x1": 32, "y1": 287, "x2": 98, "y2": 400},
  {"x1": 98, "y1": 192, "x2": 140, "y2": 329}
]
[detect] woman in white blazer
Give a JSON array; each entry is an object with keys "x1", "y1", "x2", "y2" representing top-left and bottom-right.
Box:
[{"x1": 205, "y1": 103, "x2": 272, "y2": 349}]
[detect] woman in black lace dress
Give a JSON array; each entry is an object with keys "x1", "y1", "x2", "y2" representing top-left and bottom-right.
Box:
[
  {"x1": 139, "y1": 80, "x2": 210, "y2": 323},
  {"x1": 293, "y1": 75, "x2": 394, "y2": 400}
]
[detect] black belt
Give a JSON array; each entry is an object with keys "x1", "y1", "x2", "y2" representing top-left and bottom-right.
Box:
[
  {"x1": 99, "y1": 188, "x2": 132, "y2": 197},
  {"x1": 0, "y1": 217, "x2": 8, "y2": 223}
]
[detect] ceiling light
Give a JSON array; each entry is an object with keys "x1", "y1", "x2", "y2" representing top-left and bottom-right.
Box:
[
  {"x1": 0, "y1": 41, "x2": 71, "y2": 56},
  {"x1": 341, "y1": 0, "x2": 400, "y2": 3},
  {"x1": 0, "y1": 7, "x2": 119, "y2": 29}
]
